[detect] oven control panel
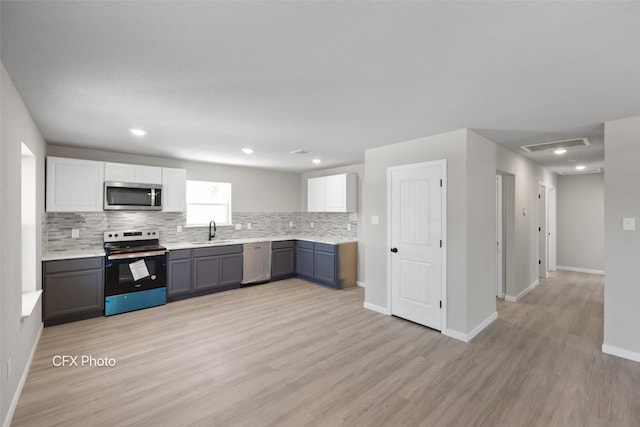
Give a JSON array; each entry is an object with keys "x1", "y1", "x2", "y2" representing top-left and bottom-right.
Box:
[{"x1": 104, "y1": 230, "x2": 160, "y2": 243}]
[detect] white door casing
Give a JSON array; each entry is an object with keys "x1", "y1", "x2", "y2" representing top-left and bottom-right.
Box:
[
  {"x1": 388, "y1": 160, "x2": 446, "y2": 331},
  {"x1": 496, "y1": 175, "x2": 505, "y2": 298}
]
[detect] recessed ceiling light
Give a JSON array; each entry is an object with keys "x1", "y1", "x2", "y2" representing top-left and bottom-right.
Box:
[
  {"x1": 312, "y1": 158, "x2": 321, "y2": 164},
  {"x1": 554, "y1": 149, "x2": 567, "y2": 155},
  {"x1": 242, "y1": 148, "x2": 254, "y2": 155},
  {"x1": 129, "y1": 128, "x2": 148, "y2": 136},
  {"x1": 575, "y1": 165, "x2": 586, "y2": 170}
]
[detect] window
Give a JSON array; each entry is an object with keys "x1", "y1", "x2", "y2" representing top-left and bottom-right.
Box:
[{"x1": 186, "y1": 180, "x2": 232, "y2": 226}]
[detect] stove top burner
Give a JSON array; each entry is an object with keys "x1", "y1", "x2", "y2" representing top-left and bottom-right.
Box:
[{"x1": 103, "y1": 229, "x2": 166, "y2": 258}]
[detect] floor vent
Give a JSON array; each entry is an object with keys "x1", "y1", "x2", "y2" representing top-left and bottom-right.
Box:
[
  {"x1": 521, "y1": 138, "x2": 590, "y2": 153},
  {"x1": 558, "y1": 168, "x2": 602, "y2": 175}
]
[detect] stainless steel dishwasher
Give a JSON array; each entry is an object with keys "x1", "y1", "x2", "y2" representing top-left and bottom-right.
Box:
[{"x1": 241, "y1": 241, "x2": 272, "y2": 284}]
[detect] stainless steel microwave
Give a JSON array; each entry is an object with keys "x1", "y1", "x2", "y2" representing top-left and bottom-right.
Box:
[{"x1": 104, "y1": 181, "x2": 162, "y2": 211}]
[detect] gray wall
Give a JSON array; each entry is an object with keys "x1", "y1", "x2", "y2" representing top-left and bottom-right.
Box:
[
  {"x1": 362, "y1": 129, "x2": 497, "y2": 336},
  {"x1": 557, "y1": 173, "x2": 604, "y2": 272},
  {"x1": 47, "y1": 145, "x2": 301, "y2": 213},
  {"x1": 301, "y1": 164, "x2": 365, "y2": 284},
  {"x1": 496, "y1": 145, "x2": 557, "y2": 298},
  {"x1": 603, "y1": 115, "x2": 640, "y2": 358},
  {"x1": 1, "y1": 63, "x2": 46, "y2": 426}
]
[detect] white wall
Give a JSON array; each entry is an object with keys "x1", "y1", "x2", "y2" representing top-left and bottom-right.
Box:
[
  {"x1": 603, "y1": 115, "x2": 640, "y2": 361},
  {"x1": 47, "y1": 145, "x2": 301, "y2": 213},
  {"x1": 557, "y1": 173, "x2": 604, "y2": 272},
  {"x1": 1, "y1": 63, "x2": 46, "y2": 426},
  {"x1": 300, "y1": 164, "x2": 365, "y2": 283},
  {"x1": 496, "y1": 146, "x2": 557, "y2": 299},
  {"x1": 362, "y1": 129, "x2": 497, "y2": 337}
]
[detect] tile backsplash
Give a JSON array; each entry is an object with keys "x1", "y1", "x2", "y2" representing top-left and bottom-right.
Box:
[{"x1": 44, "y1": 211, "x2": 358, "y2": 253}]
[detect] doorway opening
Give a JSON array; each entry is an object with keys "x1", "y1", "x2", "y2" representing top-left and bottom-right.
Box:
[{"x1": 538, "y1": 183, "x2": 549, "y2": 279}]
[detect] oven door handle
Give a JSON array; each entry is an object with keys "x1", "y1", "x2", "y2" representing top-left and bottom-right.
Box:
[{"x1": 107, "y1": 250, "x2": 168, "y2": 260}]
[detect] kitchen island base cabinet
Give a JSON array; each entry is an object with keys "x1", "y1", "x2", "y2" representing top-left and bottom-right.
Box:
[
  {"x1": 43, "y1": 257, "x2": 105, "y2": 326},
  {"x1": 167, "y1": 245, "x2": 243, "y2": 301},
  {"x1": 296, "y1": 241, "x2": 357, "y2": 289}
]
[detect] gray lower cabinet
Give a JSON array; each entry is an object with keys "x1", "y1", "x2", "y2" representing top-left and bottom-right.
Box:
[
  {"x1": 168, "y1": 245, "x2": 243, "y2": 301},
  {"x1": 295, "y1": 240, "x2": 357, "y2": 289},
  {"x1": 167, "y1": 249, "x2": 192, "y2": 296},
  {"x1": 43, "y1": 256, "x2": 105, "y2": 326},
  {"x1": 295, "y1": 240, "x2": 315, "y2": 278},
  {"x1": 271, "y1": 240, "x2": 296, "y2": 280}
]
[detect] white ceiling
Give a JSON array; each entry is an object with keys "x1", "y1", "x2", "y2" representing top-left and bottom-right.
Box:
[{"x1": 2, "y1": 1, "x2": 639, "y2": 173}]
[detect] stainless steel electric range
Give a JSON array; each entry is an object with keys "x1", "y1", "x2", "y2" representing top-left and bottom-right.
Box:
[{"x1": 103, "y1": 230, "x2": 168, "y2": 316}]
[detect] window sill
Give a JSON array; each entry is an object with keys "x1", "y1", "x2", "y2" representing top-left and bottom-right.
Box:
[{"x1": 22, "y1": 290, "x2": 43, "y2": 319}]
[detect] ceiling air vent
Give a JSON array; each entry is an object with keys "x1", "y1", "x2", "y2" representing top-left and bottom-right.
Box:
[
  {"x1": 289, "y1": 149, "x2": 313, "y2": 155},
  {"x1": 521, "y1": 138, "x2": 590, "y2": 153},
  {"x1": 558, "y1": 168, "x2": 602, "y2": 175}
]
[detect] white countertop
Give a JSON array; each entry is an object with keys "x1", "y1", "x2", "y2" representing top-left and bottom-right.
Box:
[
  {"x1": 42, "y1": 249, "x2": 106, "y2": 261},
  {"x1": 43, "y1": 236, "x2": 357, "y2": 261},
  {"x1": 164, "y1": 236, "x2": 357, "y2": 250}
]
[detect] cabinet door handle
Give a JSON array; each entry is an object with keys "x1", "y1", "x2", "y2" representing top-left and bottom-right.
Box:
[{"x1": 390, "y1": 248, "x2": 398, "y2": 253}]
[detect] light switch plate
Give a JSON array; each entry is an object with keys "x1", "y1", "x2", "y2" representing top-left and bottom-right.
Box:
[
  {"x1": 310, "y1": 222, "x2": 314, "y2": 228},
  {"x1": 347, "y1": 224, "x2": 351, "y2": 231},
  {"x1": 289, "y1": 221, "x2": 293, "y2": 228},
  {"x1": 246, "y1": 223, "x2": 252, "y2": 230},
  {"x1": 176, "y1": 225, "x2": 182, "y2": 233},
  {"x1": 372, "y1": 215, "x2": 379, "y2": 225},
  {"x1": 71, "y1": 229, "x2": 79, "y2": 238},
  {"x1": 623, "y1": 217, "x2": 636, "y2": 231},
  {"x1": 235, "y1": 223, "x2": 242, "y2": 230}
]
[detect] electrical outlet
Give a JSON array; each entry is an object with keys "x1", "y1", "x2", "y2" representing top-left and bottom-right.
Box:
[
  {"x1": 289, "y1": 221, "x2": 293, "y2": 228},
  {"x1": 371, "y1": 216, "x2": 379, "y2": 225},
  {"x1": 246, "y1": 223, "x2": 252, "y2": 230},
  {"x1": 623, "y1": 218, "x2": 636, "y2": 231},
  {"x1": 235, "y1": 223, "x2": 242, "y2": 230},
  {"x1": 71, "y1": 229, "x2": 79, "y2": 238},
  {"x1": 176, "y1": 225, "x2": 183, "y2": 233},
  {"x1": 7, "y1": 358, "x2": 11, "y2": 380},
  {"x1": 347, "y1": 224, "x2": 351, "y2": 231},
  {"x1": 310, "y1": 222, "x2": 314, "y2": 228}
]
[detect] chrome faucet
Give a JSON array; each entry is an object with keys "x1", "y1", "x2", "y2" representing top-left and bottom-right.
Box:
[{"x1": 208, "y1": 220, "x2": 217, "y2": 240}]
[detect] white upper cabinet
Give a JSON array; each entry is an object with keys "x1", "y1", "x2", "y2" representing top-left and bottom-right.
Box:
[
  {"x1": 307, "y1": 173, "x2": 358, "y2": 212},
  {"x1": 307, "y1": 176, "x2": 326, "y2": 212},
  {"x1": 46, "y1": 157, "x2": 105, "y2": 212},
  {"x1": 104, "y1": 162, "x2": 162, "y2": 184},
  {"x1": 162, "y1": 167, "x2": 187, "y2": 212}
]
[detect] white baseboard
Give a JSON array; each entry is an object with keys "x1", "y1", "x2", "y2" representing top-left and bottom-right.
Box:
[
  {"x1": 505, "y1": 279, "x2": 539, "y2": 303},
  {"x1": 443, "y1": 312, "x2": 498, "y2": 343},
  {"x1": 363, "y1": 302, "x2": 390, "y2": 315},
  {"x1": 356, "y1": 281, "x2": 365, "y2": 288},
  {"x1": 3, "y1": 324, "x2": 43, "y2": 427},
  {"x1": 442, "y1": 328, "x2": 467, "y2": 342},
  {"x1": 557, "y1": 266, "x2": 605, "y2": 275},
  {"x1": 602, "y1": 343, "x2": 640, "y2": 363}
]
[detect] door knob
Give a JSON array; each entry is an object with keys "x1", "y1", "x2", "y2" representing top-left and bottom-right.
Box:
[{"x1": 390, "y1": 247, "x2": 398, "y2": 253}]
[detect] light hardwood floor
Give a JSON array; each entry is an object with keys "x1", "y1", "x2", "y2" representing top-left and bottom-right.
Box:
[{"x1": 12, "y1": 272, "x2": 640, "y2": 426}]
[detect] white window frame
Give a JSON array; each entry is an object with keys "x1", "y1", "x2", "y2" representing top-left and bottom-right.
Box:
[{"x1": 185, "y1": 180, "x2": 233, "y2": 227}]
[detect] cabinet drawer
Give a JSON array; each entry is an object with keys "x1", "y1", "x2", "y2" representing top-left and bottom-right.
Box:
[
  {"x1": 169, "y1": 249, "x2": 192, "y2": 260},
  {"x1": 45, "y1": 257, "x2": 104, "y2": 274},
  {"x1": 272, "y1": 240, "x2": 295, "y2": 250},
  {"x1": 314, "y1": 243, "x2": 336, "y2": 254},
  {"x1": 193, "y1": 245, "x2": 243, "y2": 258},
  {"x1": 296, "y1": 240, "x2": 314, "y2": 250}
]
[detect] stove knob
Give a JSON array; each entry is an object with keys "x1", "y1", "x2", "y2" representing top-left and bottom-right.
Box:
[
  {"x1": 114, "y1": 233, "x2": 119, "y2": 238},
  {"x1": 147, "y1": 232, "x2": 151, "y2": 235},
  {"x1": 152, "y1": 232, "x2": 156, "y2": 235},
  {"x1": 108, "y1": 234, "x2": 112, "y2": 238}
]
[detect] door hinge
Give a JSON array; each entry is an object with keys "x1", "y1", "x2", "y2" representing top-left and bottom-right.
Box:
[
  {"x1": 440, "y1": 300, "x2": 442, "y2": 309},
  {"x1": 538, "y1": 227, "x2": 541, "y2": 232},
  {"x1": 538, "y1": 193, "x2": 541, "y2": 199},
  {"x1": 440, "y1": 240, "x2": 442, "y2": 248},
  {"x1": 440, "y1": 179, "x2": 443, "y2": 187},
  {"x1": 539, "y1": 259, "x2": 541, "y2": 265}
]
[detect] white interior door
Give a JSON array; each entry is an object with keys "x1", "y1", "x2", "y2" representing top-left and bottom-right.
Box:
[
  {"x1": 389, "y1": 161, "x2": 444, "y2": 330},
  {"x1": 538, "y1": 184, "x2": 548, "y2": 278},
  {"x1": 496, "y1": 175, "x2": 505, "y2": 298}
]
